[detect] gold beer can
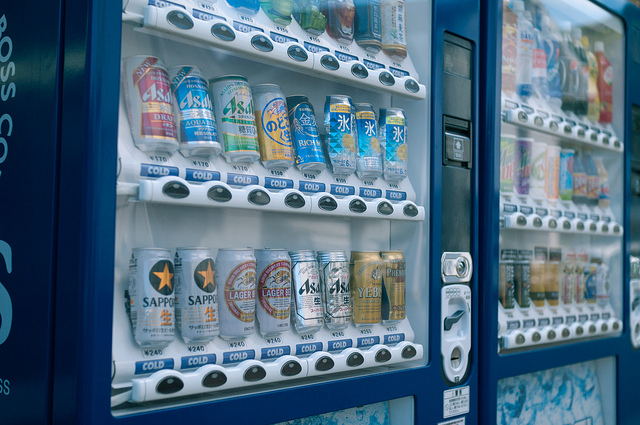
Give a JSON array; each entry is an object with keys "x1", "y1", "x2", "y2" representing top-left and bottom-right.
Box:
[
  {"x1": 380, "y1": 250, "x2": 406, "y2": 323},
  {"x1": 349, "y1": 251, "x2": 383, "y2": 326}
]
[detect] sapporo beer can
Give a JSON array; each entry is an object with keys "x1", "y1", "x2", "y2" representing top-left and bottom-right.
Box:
[
  {"x1": 379, "y1": 108, "x2": 408, "y2": 182},
  {"x1": 209, "y1": 75, "x2": 260, "y2": 164},
  {"x1": 255, "y1": 249, "x2": 292, "y2": 337},
  {"x1": 168, "y1": 65, "x2": 221, "y2": 158},
  {"x1": 128, "y1": 248, "x2": 176, "y2": 348},
  {"x1": 354, "y1": 103, "x2": 383, "y2": 180},
  {"x1": 174, "y1": 247, "x2": 219, "y2": 344},
  {"x1": 380, "y1": 250, "x2": 406, "y2": 323},
  {"x1": 215, "y1": 249, "x2": 257, "y2": 340},
  {"x1": 286, "y1": 95, "x2": 326, "y2": 172},
  {"x1": 349, "y1": 251, "x2": 383, "y2": 326},
  {"x1": 289, "y1": 250, "x2": 325, "y2": 334},
  {"x1": 500, "y1": 134, "x2": 515, "y2": 193},
  {"x1": 324, "y1": 95, "x2": 357, "y2": 176},
  {"x1": 122, "y1": 56, "x2": 179, "y2": 155},
  {"x1": 317, "y1": 251, "x2": 352, "y2": 330},
  {"x1": 252, "y1": 84, "x2": 295, "y2": 170}
]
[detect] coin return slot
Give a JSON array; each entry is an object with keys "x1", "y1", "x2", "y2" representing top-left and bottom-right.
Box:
[
  {"x1": 211, "y1": 23, "x2": 236, "y2": 41},
  {"x1": 349, "y1": 199, "x2": 367, "y2": 213},
  {"x1": 202, "y1": 370, "x2": 227, "y2": 388},
  {"x1": 401, "y1": 345, "x2": 417, "y2": 359},
  {"x1": 377, "y1": 201, "x2": 394, "y2": 215},
  {"x1": 162, "y1": 181, "x2": 190, "y2": 199},
  {"x1": 280, "y1": 360, "x2": 302, "y2": 377},
  {"x1": 251, "y1": 35, "x2": 274, "y2": 52},
  {"x1": 320, "y1": 55, "x2": 340, "y2": 71},
  {"x1": 346, "y1": 352, "x2": 365, "y2": 367},
  {"x1": 284, "y1": 193, "x2": 306, "y2": 209},
  {"x1": 318, "y1": 196, "x2": 338, "y2": 211},
  {"x1": 167, "y1": 10, "x2": 194, "y2": 30},
  {"x1": 315, "y1": 356, "x2": 334, "y2": 371},
  {"x1": 208, "y1": 186, "x2": 232, "y2": 202},
  {"x1": 375, "y1": 349, "x2": 391, "y2": 363},
  {"x1": 450, "y1": 347, "x2": 462, "y2": 369},
  {"x1": 156, "y1": 376, "x2": 184, "y2": 394},
  {"x1": 248, "y1": 189, "x2": 271, "y2": 206},
  {"x1": 287, "y1": 46, "x2": 308, "y2": 62},
  {"x1": 244, "y1": 365, "x2": 267, "y2": 382}
]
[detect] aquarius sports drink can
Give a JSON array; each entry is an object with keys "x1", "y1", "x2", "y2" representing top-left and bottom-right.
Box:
[
  {"x1": 380, "y1": 250, "x2": 406, "y2": 323},
  {"x1": 559, "y1": 148, "x2": 574, "y2": 201},
  {"x1": 168, "y1": 66, "x2": 221, "y2": 158},
  {"x1": 209, "y1": 75, "x2": 260, "y2": 164},
  {"x1": 354, "y1": 103, "x2": 383, "y2": 179},
  {"x1": 379, "y1": 108, "x2": 408, "y2": 182},
  {"x1": 349, "y1": 251, "x2": 383, "y2": 326},
  {"x1": 252, "y1": 84, "x2": 295, "y2": 170},
  {"x1": 500, "y1": 134, "x2": 515, "y2": 193},
  {"x1": 544, "y1": 145, "x2": 560, "y2": 203},
  {"x1": 529, "y1": 141, "x2": 547, "y2": 202},
  {"x1": 289, "y1": 250, "x2": 324, "y2": 334},
  {"x1": 128, "y1": 248, "x2": 176, "y2": 348},
  {"x1": 122, "y1": 56, "x2": 179, "y2": 155},
  {"x1": 324, "y1": 95, "x2": 357, "y2": 176},
  {"x1": 286, "y1": 95, "x2": 326, "y2": 172},
  {"x1": 174, "y1": 247, "x2": 219, "y2": 344},
  {"x1": 214, "y1": 249, "x2": 257, "y2": 340},
  {"x1": 255, "y1": 249, "x2": 292, "y2": 337},
  {"x1": 317, "y1": 251, "x2": 352, "y2": 330},
  {"x1": 514, "y1": 137, "x2": 532, "y2": 195}
]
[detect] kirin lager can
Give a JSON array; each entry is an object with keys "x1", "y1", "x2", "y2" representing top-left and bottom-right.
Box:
[
  {"x1": 128, "y1": 248, "x2": 176, "y2": 348},
  {"x1": 122, "y1": 56, "x2": 179, "y2": 155},
  {"x1": 317, "y1": 251, "x2": 352, "y2": 330},
  {"x1": 286, "y1": 95, "x2": 326, "y2": 172},
  {"x1": 215, "y1": 249, "x2": 257, "y2": 340},
  {"x1": 354, "y1": 103, "x2": 383, "y2": 180},
  {"x1": 289, "y1": 250, "x2": 325, "y2": 334},
  {"x1": 255, "y1": 249, "x2": 292, "y2": 337},
  {"x1": 380, "y1": 250, "x2": 406, "y2": 323},
  {"x1": 168, "y1": 65, "x2": 221, "y2": 158},
  {"x1": 379, "y1": 108, "x2": 408, "y2": 182},
  {"x1": 324, "y1": 95, "x2": 357, "y2": 176},
  {"x1": 349, "y1": 251, "x2": 383, "y2": 326},
  {"x1": 252, "y1": 84, "x2": 295, "y2": 170},
  {"x1": 174, "y1": 247, "x2": 219, "y2": 344}
]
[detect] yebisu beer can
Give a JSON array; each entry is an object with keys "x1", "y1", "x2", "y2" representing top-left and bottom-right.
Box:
[
  {"x1": 255, "y1": 249, "x2": 292, "y2": 337},
  {"x1": 349, "y1": 251, "x2": 383, "y2": 326},
  {"x1": 252, "y1": 84, "x2": 295, "y2": 170},
  {"x1": 289, "y1": 250, "x2": 325, "y2": 334}
]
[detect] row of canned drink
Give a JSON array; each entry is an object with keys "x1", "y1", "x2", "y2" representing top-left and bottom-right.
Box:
[
  {"x1": 122, "y1": 56, "x2": 408, "y2": 181},
  {"x1": 126, "y1": 247, "x2": 406, "y2": 349}
]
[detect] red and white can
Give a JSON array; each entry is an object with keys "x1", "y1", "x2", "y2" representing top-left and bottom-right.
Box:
[{"x1": 255, "y1": 249, "x2": 292, "y2": 337}]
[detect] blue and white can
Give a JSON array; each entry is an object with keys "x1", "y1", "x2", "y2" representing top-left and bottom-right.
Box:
[
  {"x1": 354, "y1": 103, "x2": 382, "y2": 179},
  {"x1": 286, "y1": 95, "x2": 326, "y2": 172},
  {"x1": 324, "y1": 95, "x2": 357, "y2": 177}
]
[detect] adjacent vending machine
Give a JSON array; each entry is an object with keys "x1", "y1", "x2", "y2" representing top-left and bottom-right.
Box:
[
  {"x1": 0, "y1": 0, "x2": 479, "y2": 423},
  {"x1": 480, "y1": 0, "x2": 640, "y2": 423}
]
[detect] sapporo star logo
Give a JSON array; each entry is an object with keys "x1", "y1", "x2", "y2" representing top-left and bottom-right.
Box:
[
  {"x1": 194, "y1": 259, "x2": 216, "y2": 293},
  {"x1": 149, "y1": 260, "x2": 175, "y2": 296}
]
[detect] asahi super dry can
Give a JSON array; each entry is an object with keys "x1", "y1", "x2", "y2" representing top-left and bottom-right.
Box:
[
  {"x1": 380, "y1": 250, "x2": 406, "y2": 323},
  {"x1": 349, "y1": 251, "x2": 383, "y2": 326},
  {"x1": 324, "y1": 95, "x2": 357, "y2": 176},
  {"x1": 255, "y1": 249, "x2": 292, "y2": 337},
  {"x1": 289, "y1": 250, "x2": 324, "y2": 334},
  {"x1": 317, "y1": 251, "x2": 352, "y2": 330},
  {"x1": 252, "y1": 84, "x2": 295, "y2": 170}
]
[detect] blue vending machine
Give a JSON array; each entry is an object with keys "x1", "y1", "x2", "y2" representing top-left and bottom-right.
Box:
[
  {"x1": 480, "y1": 0, "x2": 640, "y2": 423},
  {"x1": 0, "y1": 0, "x2": 480, "y2": 423}
]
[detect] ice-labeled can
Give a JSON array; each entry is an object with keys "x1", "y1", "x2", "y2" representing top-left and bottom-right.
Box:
[
  {"x1": 286, "y1": 95, "x2": 327, "y2": 172},
  {"x1": 514, "y1": 137, "x2": 532, "y2": 196},
  {"x1": 380, "y1": 250, "x2": 406, "y2": 323},
  {"x1": 380, "y1": 0, "x2": 407, "y2": 60},
  {"x1": 215, "y1": 249, "x2": 257, "y2": 340},
  {"x1": 324, "y1": 95, "x2": 357, "y2": 176},
  {"x1": 122, "y1": 56, "x2": 179, "y2": 155},
  {"x1": 293, "y1": 0, "x2": 327, "y2": 35},
  {"x1": 127, "y1": 248, "x2": 176, "y2": 348},
  {"x1": 500, "y1": 134, "x2": 515, "y2": 193},
  {"x1": 168, "y1": 65, "x2": 221, "y2": 158},
  {"x1": 354, "y1": 103, "x2": 383, "y2": 179},
  {"x1": 252, "y1": 84, "x2": 295, "y2": 170},
  {"x1": 209, "y1": 75, "x2": 260, "y2": 164},
  {"x1": 379, "y1": 108, "x2": 408, "y2": 182},
  {"x1": 174, "y1": 247, "x2": 219, "y2": 344},
  {"x1": 255, "y1": 249, "x2": 292, "y2": 337},
  {"x1": 349, "y1": 251, "x2": 383, "y2": 326},
  {"x1": 317, "y1": 251, "x2": 352, "y2": 330},
  {"x1": 354, "y1": 0, "x2": 382, "y2": 53},
  {"x1": 289, "y1": 250, "x2": 325, "y2": 334}
]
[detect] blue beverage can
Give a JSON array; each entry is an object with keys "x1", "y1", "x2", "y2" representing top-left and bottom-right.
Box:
[
  {"x1": 354, "y1": 103, "x2": 382, "y2": 179},
  {"x1": 168, "y1": 66, "x2": 221, "y2": 158},
  {"x1": 286, "y1": 95, "x2": 326, "y2": 172},
  {"x1": 324, "y1": 95, "x2": 357, "y2": 177},
  {"x1": 559, "y1": 148, "x2": 574, "y2": 201},
  {"x1": 379, "y1": 108, "x2": 407, "y2": 182}
]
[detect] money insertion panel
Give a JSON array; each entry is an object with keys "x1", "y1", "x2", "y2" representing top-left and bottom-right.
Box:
[{"x1": 112, "y1": 0, "x2": 432, "y2": 412}]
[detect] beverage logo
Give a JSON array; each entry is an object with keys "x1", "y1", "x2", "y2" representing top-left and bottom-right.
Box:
[
  {"x1": 260, "y1": 98, "x2": 292, "y2": 148},
  {"x1": 223, "y1": 90, "x2": 253, "y2": 117},
  {"x1": 603, "y1": 66, "x2": 613, "y2": 85},
  {"x1": 570, "y1": 60, "x2": 578, "y2": 73},
  {"x1": 258, "y1": 260, "x2": 291, "y2": 318},
  {"x1": 298, "y1": 278, "x2": 320, "y2": 295},
  {"x1": 179, "y1": 86, "x2": 213, "y2": 112},
  {"x1": 149, "y1": 260, "x2": 175, "y2": 296},
  {"x1": 224, "y1": 261, "x2": 256, "y2": 322},
  {"x1": 194, "y1": 259, "x2": 216, "y2": 293},
  {"x1": 329, "y1": 277, "x2": 350, "y2": 294}
]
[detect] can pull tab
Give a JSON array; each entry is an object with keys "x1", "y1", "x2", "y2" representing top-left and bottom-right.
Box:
[{"x1": 441, "y1": 252, "x2": 472, "y2": 284}]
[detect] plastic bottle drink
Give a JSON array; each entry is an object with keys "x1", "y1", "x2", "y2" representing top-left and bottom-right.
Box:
[
  {"x1": 260, "y1": 0, "x2": 295, "y2": 25},
  {"x1": 529, "y1": 141, "x2": 547, "y2": 202},
  {"x1": 500, "y1": 134, "x2": 516, "y2": 193},
  {"x1": 546, "y1": 248, "x2": 561, "y2": 306},
  {"x1": 323, "y1": 0, "x2": 356, "y2": 44},
  {"x1": 560, "y1": 250, "x2": 577, "y2": 305},
  {"x1": 571, "y1": 27, "x2": 589, "y2": 116},
  {"x1": 513, "y1": 1, "x2": 533, "y2": 99},
  {"x1": 354, "y1": 0, "x2": 382, "y2": 53},
  {"x1": 572, "y1": 152, "x2": 587, "y2": 205},
  {"x1": 583, "y1": 149, "x2": 599, "y2": 207},
  {"x1": 514, "y1": 137, "x2": 532, "y2": 195},
  {"x1": 226, "y1": 0, "x2": 260, "y2": 14},
  {"x1": 501, "y1": 1, "x2": 518, "y2": 95},
  {"x1": 293, "y1": 0, "x2": 327, "y2": 35},
  {"x1": 595, "y1": 41, "x2": 613, "y2": 123},
  {"x1": 532, "y1": 18, "x2": 548, "y2": 100},
  {"x1": 540, "y1": 15, "x2": 561, "y2": 107},
  {"x1": 558, "y1": 21, "x2": 578, "y2": 113},
  {"x1": 380, "y1": 0, "x2": 407, "y2": 60},
  {"x1": 596, "y1": 260, "x2": 610, "y2": 307},
  {"x1": 594, "y1": 157, "x2": 610, "y2": 209},
  {"x1": 530, "y1": 247, "x2": 548, "y2": 308},
  {"x1": 558, "y1": 149, "x2": 574, "y2": 201},
  {"x1": 583, "y1": 36, "x2": 600, "y2": 122},
  {"x1": 544, "y1": 145, "x2": 560, "y2": 204}
]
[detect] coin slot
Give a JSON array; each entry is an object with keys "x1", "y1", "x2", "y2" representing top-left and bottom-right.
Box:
[
  {"x1": 401, "y1": 345, "x2": 417, "y2": 359},
  {"x1": 405, "y1": 79, "x2": 420, "y2": 93},
  {"x1": 248, "y1": 189, "x2": 271, "y2": 206},
  {"x1": 243, "y1": 365, "x2": 267, "y2": 382},
  {"x1": 167, "y1": 10, "x2": 194, "y2": 29},
  {"x1": 403, "y1": 204, "x2": 419, "y2": 217},
  {"x1": 315, "y1": 356, "x2": 335, "y2": 371},
  {"x1": 251, "y1": 35, "x2": 274, "y2": 52},
  {"x1": 450, "y1": 347, "x2": 462, "y2": 369},
  {"x1": 208, "y1": 185, "x2": 232, "y2": 202},
  {"x1": 156, "y1": 376, "x2": 184, "y2": 394},
  {"x1": 577, "y1": 128, "x2": 585, "y2": 138},
  {"x1": 162, "y1": 181, "x2": 190, "y2": 199},
  {"x1": 202, "y1": 370, "x2": 227, "y2": 388},
  {"x1": 280, "y1": 360, "x2": 302, "y2": 377},
  {"x1": 318, "y1": 196, "x2": 338, "y2": 211},
  {"x1": 211, "y1": 23, "x2": 236, "y2": 41},
  {"x1": 379, "y1": 71, "x2": 395, "y2": 86},
  {"x1": 349, "y1": 199, "x2": 367, "y2": 213},
  {"x1": 320, "y1": 55, "x2": 340, "y2": 71},
  {"x1": 602, "y1": 137, "x2": 610, "y2": 145},
  {"x1": 287, "y1": 46, "x2": 308, "y2": 62},
  {"x1": 377, "y1": 201, "x2": 394, "y2": 215},
  {"x1": 346, "y1": 352, "x2": 364, "y2": 367},
  {"x1": 635, "y1": 323, "x2": 639, "y2": 335},
  {"x1": 351, "y1": 64, "x2": 369, "y2": 79},
  {"x1": 375, "y1": 349, "x2": 391, "y2": 363},
  {"x1": 284, "y1": 193, "x2": 306, "y2": 209}
]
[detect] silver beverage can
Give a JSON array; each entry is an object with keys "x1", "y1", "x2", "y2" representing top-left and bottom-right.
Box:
[
  {"x1": 289, "y1": 250, "x2": 325, "y2": 334},
  {"x1": 252, "y1": 84, "x2": 295, "y2": 170},
  {"x1": 255, "y1": 249, "x2": 292, "y2": 336},
  {"x1": 379, "y1": 108, "x2": 408, "y2": 182},
  {"x1": 174, "y1": 247, "x2": 219, "y2": 344},
  {"x1": 168, "y1": 65, "x2": 221, "y2": 158},
  {"x1": 214, "y1": 249, "x2": 257, "y2": 340},
  {"x1": 354, "y1": 103, "x2": 383, "y2": 180},
  {"x1": 209, "y1": 75, "x2": 260, "y2": 164},
  {"x1": 122, "y1": 56, "x2": 179, "y2": 155},
  {"x1": 324, "y1": 95, "x2": 357, "y2": 176},
  {"x1": 127, "y1": 248, "x2": 176, "y2": 348},
  {"x1": 317, "y1": 250, "x2": 352, "y2": 330}
]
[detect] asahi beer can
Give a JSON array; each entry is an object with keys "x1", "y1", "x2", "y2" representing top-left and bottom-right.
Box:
[
  {"x1": 174, "y1": 247, "x2": 219, "y2": 344},
  {"x1": 499, "y1": 249, "x2": 516, "y2": 309},
  {"x1": 354, "y1": 103, "x2": 383, "y2": 180},
  {"x1": 379, "y1": 108, "x2": 408, "y2": 182},
  {"x1": 209, "y1": 75, "x2": 260, "y2": 164},
  {"x1": 122, "y1": 56, "x2": 179, "y2": 155},
  {"x1": 324, "y1": 95, "x2": 357, "y2": 176},
  {"x1": 515, "y1": 250, "x2": 531, "y2": 308},
  {"x1": 168, "y1": 65, "x2": 221, "y2": 158},
  {"x1": 255, "y1": 249, "x2": 292, "y2": 337},
  {"x1": 128, "y1": 248, "x2": 176, "y2": 348},
  {"x1": 380, "y1": 250, "x2": 406, "y2": 323},
  {"x1": 514, "y1": 137, "x2": 533, "y2": 195},
  {"x1": 286, "y1": 95, "x2": 326, "y2": 172},
  {"x1": 289, "y1": 250, "x2": 324, "y2": 334},
  {"x1": 214, "y1": 249, "x2": 257, "y2": 340},
  {"x1": 544, "y1": 145, "x2": 560, "y2": 204},
  {"x1": 317, "y1": 251, "x2": 352, "y2": 330},
  {"x1": 252, "y1": 84, "x2": 295, "y2": 170},
  {"x1": 349, "y1": 251, "x2": 383, "y2": 326},
  {"x1": 529, "y1": 141, "x2": 546, "y2": 202},
  {"x1": 500, "y1": 134, "x2": 515, "y2": 193},
  {"x1": 559, "y1": 149, "x2": 574, "y2": 201}
]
